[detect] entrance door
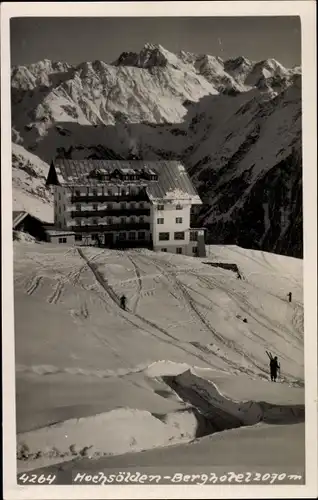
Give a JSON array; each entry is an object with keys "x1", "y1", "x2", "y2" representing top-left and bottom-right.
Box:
[{"x1": 104, "y1": 233, "x2": 114, "y2": 247}]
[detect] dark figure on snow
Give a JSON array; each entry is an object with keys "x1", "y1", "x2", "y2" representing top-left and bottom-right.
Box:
[
  {"x1": 120, "y1": 295, "x2": 127, "y2": 310},
  {"x1": 288, "y1": 292, "x2": 292, "y2": 303},
  {"x1": 270, "y1": 356, "x2": 280, "y2": 382},
  {"x1": 266, "y1": 351, "x2": 280, "y2": 382}
]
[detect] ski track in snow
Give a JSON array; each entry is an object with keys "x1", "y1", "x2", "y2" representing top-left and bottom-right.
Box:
[
  {"x1": 76, "y1": 248, "x2": 230, "y2": 371},
  {"x1": 15, "y1": 246, "x2": 303, "y2": 386},
  {"x1": 126, "y1": 254, "x2": 268, "y2": 379},
  {"x1": 133, "y1": 253, "x2": 302, "y2": 382},
  {"x1": 25, "y1": 275, "x2": 43, "y2": 296}
]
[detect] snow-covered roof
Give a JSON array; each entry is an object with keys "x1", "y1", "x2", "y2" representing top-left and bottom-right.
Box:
[
  {"x1": 13, "y1": 211, "x2": 28, "y2": 229},
  {"x1": 47, "y1": 159, "x2": 202, "y2": 203},
  {"x1": 44, "y1": 227, "x2": 75, "y2": 237},
  {"x1": 12, "y1": 210, "x2": 45, "y2": 229}
]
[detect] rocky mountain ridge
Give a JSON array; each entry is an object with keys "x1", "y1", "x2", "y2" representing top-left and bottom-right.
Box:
[{"x1": 11, "y1": 43, "x2": 302, "y2": 257}]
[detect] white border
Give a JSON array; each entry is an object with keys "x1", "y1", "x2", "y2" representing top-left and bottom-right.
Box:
[{"x1": 1, "y1": 2, "x2": 317, "y2": 499}]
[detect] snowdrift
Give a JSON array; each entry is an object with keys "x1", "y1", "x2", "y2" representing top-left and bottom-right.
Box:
[{"x1": 17, "y1": 365, "x2": 304, "y2": 472}]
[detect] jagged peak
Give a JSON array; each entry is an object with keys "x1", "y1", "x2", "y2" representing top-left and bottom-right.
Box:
[
  {"x1": 254, "y1": 58, "x2": 286, "y2": 72},
  {"x1": 224, "y1": 55, "x2": 253, "y2": 68},
  {"x1": 142, "y1": 42, "x2": 164, "y2": 52}
]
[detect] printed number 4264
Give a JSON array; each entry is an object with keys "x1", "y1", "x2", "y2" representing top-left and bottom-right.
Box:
[{"x1": 18, "y1": 473, "x2": 57, "y2": 485}]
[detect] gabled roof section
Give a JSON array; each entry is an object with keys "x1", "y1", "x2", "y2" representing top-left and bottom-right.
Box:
[
  {"x1": 45, "y1": 159, "x2": 202, "y2": 203},
  {"x1": 146, "y1": 162, "x2": 201, "y2": 204},
  {"x1": 12, "y1": 211, "x2": 28, "y2": 229},
  {"x1": 12, "y1": 211, "x2": 45, "y2": 228}
]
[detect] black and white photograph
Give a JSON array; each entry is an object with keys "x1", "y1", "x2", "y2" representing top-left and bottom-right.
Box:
[{"x1": 1, "y1": 1, "x2": 317, "y2": 498}]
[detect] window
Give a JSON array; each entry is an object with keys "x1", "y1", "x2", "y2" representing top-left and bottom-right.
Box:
[
  {"x1": 161, "y1": 248, "x2": 167, "y2": 252},
  {"x1": 108, "y1": 189, "x2": 113, "y2": 196},
  {"x1": 176, "y1": 247, "x2": 183, "y2": 254},
  {"x1": 159, "y1": 232, "x2": 170, "y2": 241},
  {"x1": 129, "y1": 232, "x2": 136, "y2": 241},
  {"x1": 76, "y1": 204, "x2": 81, "y2": 212},
  {"x1": 93, "y1": 189, "x2": 97, "y2": 196},
  {"x1": 139, "y1": 216, "x2": 145, "y2": 223},
  {"x1": 138, "y1": 231, "x2": 146, "y2": 240},
  {"x1": 120, "y1": 217, "x2": 126, "y2": 225},
  {"x1": 190, "y1": 231, "x2": 198, "y2": 242},
  {"x1": 76, "y1": 219, "x2": 81, "y2": 226},
  {"x1": 93, "y1": 219, "x2": 98, "y2": 225},
  {"x1": 121, "y1": 189, "x2": 126, "y2": 196},
  {"x1": 58, "y1": 237, "x2": 67, "y2": 244},
  {"x1": 118, "y1": 232, "x2": 126, "y2": 241},
  {"x1": 192, "y1": 246, "x2": 198, "y2": 255},
  {"x1": 93, "y1": 204, "x2": 98, "y2": 211},
  {"x1": 131, "y1": 216, "x2": 136, "y2": 223},
  {"x1": 174, "y1": 231, "x2": 185, "y2": 240},
  {"x1": 140, "y1": 202, "x2": 144, "y2": 209},
  {"x1": 176, "y1": 204, "x2": 183, "y2": 210},
  {"x1": 75, "y1": 235, "x2": 82, "y2": 241},
  {"x1": 158, "y1": 204, "x2": 164, "y2": 211},
  {"x1": 157, "y1": 218, "x2": 164, "y2": 224},
  {"x1": 91, "y1": 234, "x2": 97, "y2": 240},
  {"x1": 75, "y1": 190, "x2": 81, "y2": 197},
  {"x1": 176, "y1": 217, "x2": 183, "y2": 224},
  {"x1": 107, "y1": 203, "x2": 113, "y2": 210},
  {"x1": 107, "y1": 218, "x2": 112, "y2": 225},
  {"x1": 130, "y1": 202, "x2": 135, "y2": 209},
  {"x1": 120, "y1": 202, "x2": 126, "y2": 210}
]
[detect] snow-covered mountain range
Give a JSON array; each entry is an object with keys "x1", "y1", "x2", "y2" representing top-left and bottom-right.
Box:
[{"x1": 11, "y1": 43, "x2": 302, "y2": 257}]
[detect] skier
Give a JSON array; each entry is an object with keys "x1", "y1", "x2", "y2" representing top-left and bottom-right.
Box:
[
  {"x1": 288, "y1": 292, "x2": 292, "y2": 303},
  {"x1": 270, "y1": 356, "x2": 280, "y2": 382},
  {"x1": 120, "y1": 294, "x2": 127, "y2": 311},
  {"x1": 266, "y1": 350, "x2": 280, "y2": 382}
]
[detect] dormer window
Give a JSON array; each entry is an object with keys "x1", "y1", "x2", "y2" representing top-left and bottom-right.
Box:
[{"x1": 176, "y1": 204, "x2": 183, "y2": 210}]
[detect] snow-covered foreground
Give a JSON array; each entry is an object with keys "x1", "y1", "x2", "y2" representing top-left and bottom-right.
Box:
[{"x1": 14, "y1": 243, "x2": 304, "y2": 474}]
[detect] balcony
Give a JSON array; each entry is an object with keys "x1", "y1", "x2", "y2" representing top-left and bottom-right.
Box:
[
  {"x1": 71, "y1": 192, "x2": 148, "y2": 203},
  {"x1": 72, "y1": 222, "x2": 150, "y2": 233},
  {"x1": 71, "y1": 208, "x2": 150, "y2": 218}
]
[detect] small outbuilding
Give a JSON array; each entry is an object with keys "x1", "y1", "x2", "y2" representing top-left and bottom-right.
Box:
[
  {"x1": 13, "y1": 211, "x2": 47, "y2": 241},
  {"x1": 44, "y1": 226, "x2": 76, "y2": 245}
]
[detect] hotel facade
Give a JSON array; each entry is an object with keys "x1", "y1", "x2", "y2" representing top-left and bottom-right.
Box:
[{"x1": 46, "y1": 159, "x2": 206, "y2": 257}]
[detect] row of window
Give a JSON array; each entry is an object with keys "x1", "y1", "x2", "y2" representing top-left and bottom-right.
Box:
[
  {"x1": 73, "y1": 232, "x2": 147, "y2": 242},
  {"x1": 157, "y1": 217, "x2": 183, "y2": 225},
  {"x1": 74, "y1": 216, "x2": 146, "y2": 226},
  {"x1": 161, "y1": 247, "x2": 198, "y2": 255},
  {"x1": 157, "y1": 204, "x2": 183, "y2": 211},
  {"x1": 73, "y1": 187, "x2": 143, "y2": 197},
  {"x1": 159, "y1": 231, "x2": 198, "y2": 241},
  {"x1": 74, "y1": 201, "x2": 146, "y2": 211}
]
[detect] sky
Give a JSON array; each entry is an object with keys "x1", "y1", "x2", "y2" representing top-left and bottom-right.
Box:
[{"x1": 10, "y1": 16, "x2": 301, "y2": 68}]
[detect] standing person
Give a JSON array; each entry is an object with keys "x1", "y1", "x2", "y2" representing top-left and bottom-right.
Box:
[
  {"x1": 270, "y1": 356, "x2": 280, "y2": 382},
  {"x1": 120, "y1": 294, "x2": 127, "y2": 311},
  {"x1": 288, "y1": 292, "x2": 292, "y2": 303}
]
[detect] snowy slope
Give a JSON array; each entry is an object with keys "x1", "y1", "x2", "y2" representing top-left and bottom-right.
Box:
[
  {"x1": 11, "y1": 44, "x2": 302, "y2": 256},
  {"x1": 14, "y1": 243, "x2": 303, "y2": 472},
  {"x1": 12, "y1": 143, "x2": 53, "y2": 222}
]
